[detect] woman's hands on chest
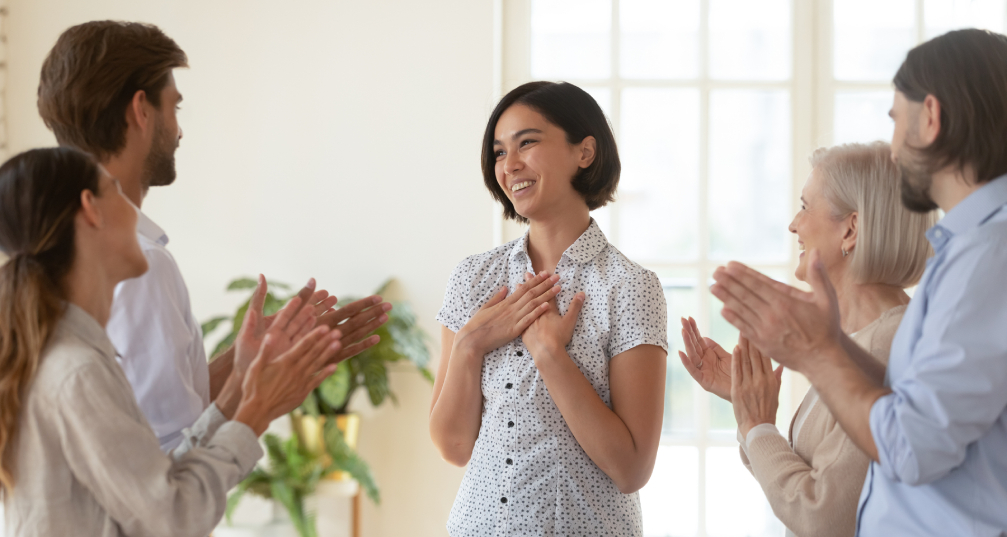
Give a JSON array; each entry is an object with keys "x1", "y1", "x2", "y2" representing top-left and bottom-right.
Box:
[
  {"x1": 522, "y1": 274, "x2": 586, "y2": 363},
  {"x1": 453, "y1": 271, "x2": 561, "y2": 360}
]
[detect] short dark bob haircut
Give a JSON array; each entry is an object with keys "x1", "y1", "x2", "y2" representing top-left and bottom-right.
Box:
[
  {"x1": 481, "y1": 81, "x2": 620, "y2": 222},
  {"x1": 894, "y1": 29, "x2": 1007, "y2": 184}
]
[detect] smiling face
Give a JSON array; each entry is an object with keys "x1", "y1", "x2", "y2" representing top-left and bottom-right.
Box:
[
  {"x1": 492, "y1": 104, "x2": 595, "y2": 222},
  {"x1": 789, "y1": 168, "x2": 850, "y2": 282}
]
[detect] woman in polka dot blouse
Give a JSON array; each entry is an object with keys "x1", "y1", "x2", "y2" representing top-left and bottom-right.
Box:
[{"x1": 429, "y1": 81, "x2": 670, "y2": 536}]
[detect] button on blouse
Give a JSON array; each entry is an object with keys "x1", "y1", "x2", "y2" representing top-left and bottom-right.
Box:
[{"x1": 437, "y1": 220, "x2": 668, "y2": 536}]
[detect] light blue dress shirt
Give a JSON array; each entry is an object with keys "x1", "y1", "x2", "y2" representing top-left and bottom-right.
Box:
[{"x1": 857, "y1": 175, "x2": 1007, "y2": 536}]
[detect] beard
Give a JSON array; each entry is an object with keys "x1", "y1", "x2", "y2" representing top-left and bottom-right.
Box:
[{"x1": 143, "y1": 117, "x2": 178, "y2": 188}]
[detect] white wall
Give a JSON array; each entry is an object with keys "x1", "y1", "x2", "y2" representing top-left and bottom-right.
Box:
[{"x1": 6, "y1": 1, "x2": 499, "y2": 535}]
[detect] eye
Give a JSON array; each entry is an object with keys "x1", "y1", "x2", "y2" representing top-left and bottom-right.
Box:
[
  {"x1": 520, "y1": 139, "x2": 536, "y2": 147},
  {"x1": 495, "y1": 149, "x2": 506, "y2": 159}
]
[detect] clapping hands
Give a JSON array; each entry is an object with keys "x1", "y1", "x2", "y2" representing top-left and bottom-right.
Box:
[{"x1": 678, "y1": 317, "x2": 734, "y2": 401}]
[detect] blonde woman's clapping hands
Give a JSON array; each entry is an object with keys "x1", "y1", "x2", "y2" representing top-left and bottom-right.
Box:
[{"x1": 679, "y1": 317, "x2": 734, "y2": 401}]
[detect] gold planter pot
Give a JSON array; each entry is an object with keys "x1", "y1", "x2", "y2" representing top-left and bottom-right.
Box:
[{"x1": 290, "y1": 412, "x2": 360, "y2": 481}]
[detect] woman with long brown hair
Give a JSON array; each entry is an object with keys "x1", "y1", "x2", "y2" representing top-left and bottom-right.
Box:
[{"x1": 0, "y1": 147, "x2": 342, "y2": 536}]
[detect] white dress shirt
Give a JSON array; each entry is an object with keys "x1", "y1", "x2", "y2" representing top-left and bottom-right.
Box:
[
  {"x1": 437, "y1": 220, "x2": 669, "y2": 536},
  {"x1": 106, "y1": 210, "x2": 210, "y2": 451}
]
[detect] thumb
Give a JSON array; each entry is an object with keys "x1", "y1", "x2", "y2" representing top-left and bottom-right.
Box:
[
  {"x1": 807, "y1": 249, "x2": 839, "y2": 309},
  {"x1": 482, "y1": 286, "x2": 509, "y2": 309},
  {"x1": 564, "y1": 292, "x2": 586, "y2": 323},
  {"x1": 774, "y1": 364, "x2": 784, "y2": 383}
]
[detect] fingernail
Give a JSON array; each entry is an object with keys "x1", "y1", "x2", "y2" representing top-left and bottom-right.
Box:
[
  {"x1": 372, "y1": 296, "x2": 382, "y2": 304},
  {"x1": 306, "y1": 277, "x2": 316, "y2": 289},
  {"x1": 550, "y1": 274, "x2": 560, "y2": 282},
  {"x1": 539, "y1": 271, "x2": 547, "y2": 277},
  {"x1": 379, "y1": 314, "x2": 389, "y2": 323},
  {"x1": 382, "y1": 303, "x2": 392, "y2": 311}
]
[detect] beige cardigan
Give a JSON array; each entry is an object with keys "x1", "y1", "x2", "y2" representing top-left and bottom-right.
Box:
[{"x1": 740, "y1": 305, "x2": 906, "y2": 537}]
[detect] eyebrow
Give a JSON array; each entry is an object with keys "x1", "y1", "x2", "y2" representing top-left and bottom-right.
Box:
[{"x1": 493, "y1": 128, "x2": 543, "y2": 146}]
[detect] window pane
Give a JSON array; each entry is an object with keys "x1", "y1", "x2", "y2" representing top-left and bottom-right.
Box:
[
  {"x1": 834, "y1": 0, "x2": 915, "y2": 81},
  {"x1": 621, "y1": 0, "x2": 700, "y2": 79},
  {"x1": 661, "y1": 276, "x2": 699, "y2": 433},
  {"x1": 641, "y1": 446, "x2": 699, "y2": 537},
  {"x1": 706, "y1": 447, "x2": 786, "y2": 536},
  {"x1": 582, "y1": 86, "x2": 613, "y2": 118},
  {"x1": 709, "y1": 90, "x2": 791, "y2": 263},
  {"x1": 709, "y1": 0, "x2": 791, "y2": 80},
  {"x1": 619, "y1": 87, "x2": 701, "y2": 262},
  {"x1": 925, "y1": 0, "x2": 1006, "y2": 38},
  {"x1": 531, "y1": 0, "x2": 611, "y2": 79},
  {"x1": 835, "y1": 91, "x2": 895, "y2": 145}
]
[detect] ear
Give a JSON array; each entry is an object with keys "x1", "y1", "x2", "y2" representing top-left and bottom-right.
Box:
[
  {"x1": 124, "y1": 90, "x2": 154, "y2": 134},
  {"x1": 78, "y1": 189, "x2": 104, "y2": 230},
  {"x1": 577, "y1": 136, "x2": 597, "y2": 169},
  {"x1": 919, "y1": 94, "x2": 941, "y2": 145},
  {"x1": 841, "y1": 212, "x2": 858, "y2": 253}
]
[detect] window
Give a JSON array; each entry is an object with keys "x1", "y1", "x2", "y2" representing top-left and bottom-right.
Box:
[{"x1": 501, "y1": 1, "x2": 1006, "y2": 535}]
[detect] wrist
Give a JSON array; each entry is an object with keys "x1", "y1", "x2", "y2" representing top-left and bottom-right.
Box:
[
  {"x1": 233, "y1": 399, "x2": 268, "y2": 437},
  {"x1": 215, "y1": 374, "x2": 243, "y2": 420},
  {"x1": 804, "y1": 339, "x2": 848, "y2": 384}
]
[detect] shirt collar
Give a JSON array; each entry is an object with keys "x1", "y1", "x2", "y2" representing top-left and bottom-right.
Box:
[
  {"x1": 928, "y1": 174, "x2": 1007, "y2": 249},
  {"x1": 509, "y1": 218, "x2": 609, "y2": 266},
  {"x1": 59, "y1": 303, "x2": 118, "y2": 359},
  {"x1": 136, "y1": 209, "x2": 169, "y2": 246}
]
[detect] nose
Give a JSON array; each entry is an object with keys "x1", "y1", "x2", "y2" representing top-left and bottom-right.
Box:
[
  {"x1": 788, "y1": 213, "x2": 798, "y2": 234},
  {"x1": 503, "y1": 150, "x2": 523, "y2": 177}
]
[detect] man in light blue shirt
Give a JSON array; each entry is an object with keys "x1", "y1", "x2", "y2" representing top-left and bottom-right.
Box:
[{"x1": 708, "y1": 29, "x2": 1007, "y2": 536}]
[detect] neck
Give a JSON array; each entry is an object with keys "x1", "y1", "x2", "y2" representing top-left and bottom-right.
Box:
[
  {"x1": 526, "y1": 208, "x2": 591, "y2": 274},
  {"x1": 835, "y1": 274, "x2": 909, "y2": 334},
  {"x1": 101, "y1": 153, "x2": 146, "y2": 208},
  {"x1": 62, "y1": 257, "x2": 117, "y2": 328},
  {"x1": 931, "y1": 164, "x2": 982, "y2": 213}
]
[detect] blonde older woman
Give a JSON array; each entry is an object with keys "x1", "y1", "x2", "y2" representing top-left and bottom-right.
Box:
[{"x1": 679, "y1": 142, "x2": 937, "y2": 537}]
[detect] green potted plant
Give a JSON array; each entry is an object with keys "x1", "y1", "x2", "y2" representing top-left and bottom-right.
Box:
[{"x1": 203, "y1": 278, "x2": 432, "y2": 537}]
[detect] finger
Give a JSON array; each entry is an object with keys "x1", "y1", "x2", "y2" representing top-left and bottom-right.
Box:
[
  {"x1": 306, "y1": 364, "x2": 339, "y2": 393},
  {"x1": 519, "y1": 283, "x2": 562, "y2": 316},
  {"x1": 318, "y1": 295, "x2": 383, "y2": 327},
  {"x1": 284, "y1": 300, "x2": 318, "y2": 339},
  {"x1": 681, "y1": 327, "x2": 702, "y2": 366},
  {"x1": 738, "y1": 337, "x2": 753, "y2": 381},
  {"x1": 289, "y1": 278, "x2": 318, "y2": 311},
  {"x1": 509, "y1": 272, "x2": 553, "y2": 305},
  {"x1": 525, "y1": 272, "x2": 533, "y2": 282},
  {"x1": 678, "y1": 351, "x2": 704, "y2": 384},
  {"x1": 515, "y1": 273, "x2": 560, "y2": 308},
  {"x1": 731, "y1": 345, "x2": 742, "y2": 394},
  {"x1": 775, "y1": 364, "x2": 784, "y2": 383},
  {"x1": 329, "y1": 334, "x2": 381, "y2": 365},
  {"x1": 807, "y1": 249, "x2": 840, "y2": 309},
  {"x1": 312, "y1": 294, "x2": 338, "y2": 316},
  {"x1": 711, "y1": 268, "x2": 767, "y2": 328},
  {"x1": 249, "y1": 274, "x2": 268, "y2": 316},
  {"x1": 516, "y1": 301, "x2": 551, "y2": 332},
  {"x1": 339, "y1": 315, "x2": 388, "y2": 345},
  {"x1": 283, "y1": 325, "x2": 330, "y2": 366},
  {"x1": 723, "y1": 261, "x2": 798, "y2": 305},
  {"x1": 563, "y1": 292, "x2": 586, "y2": 325},
  {"x1": 481, "y1": 286, "x2": 509, "y2": 309},
  {"x1": 270, "y1": 296, "x2": 305, "y2": 333},
  {"x1": 688, "y1": 317, "x2": 707, "y2": 352},
  {"x1": 330, "y1": 301, "x2": 390, "y2": 334},
  {"x1": 307, "y1": 331, "x2": 343, "y2": 374},
  {"x1": 719, "y1": 306, "x2": 757, "y2": 341},
  {"x1": 754, "y1": 341, "x2": 774, "y2": 377}
]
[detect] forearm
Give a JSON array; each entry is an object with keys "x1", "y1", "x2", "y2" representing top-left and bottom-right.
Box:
[
  {"x1": 805, "y1": 345, "x2": 890, "y2": 462},
  {"x1": 429, "y1": 346, "x2": 484, "y2": 466},
  {"x1": 841, "y1": 334, "x2": 887, "y2": 384},
  {"x1": 536, "y1": 349, "x2": 655, "y2": 493},
  {"x1": 207, "y1": 346, "x2": 235, "y2": 401}
]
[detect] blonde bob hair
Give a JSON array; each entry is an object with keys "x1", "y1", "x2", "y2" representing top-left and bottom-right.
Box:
[{"x1": 811, "y1": 142, "x2": 937, "y2": 288}]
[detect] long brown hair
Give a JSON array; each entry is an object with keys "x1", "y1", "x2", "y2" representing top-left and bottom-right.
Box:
[{"x1": 0, "y1": 147, "x2": 101, "y2": 494}]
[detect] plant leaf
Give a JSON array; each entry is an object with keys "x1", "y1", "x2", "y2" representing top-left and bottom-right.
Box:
[
  {"x1": 200, "y1": 316, "x2": 230, "y2": 337},
  {"x1": 226, "y1": 277, "x2": 259, "y2": 291},
  {"x1": 316, "y1": 362, "x2": 351, "y2": 409},
  {"x1": 322, "y1": 419, "x2": 380, "y2": 504}
]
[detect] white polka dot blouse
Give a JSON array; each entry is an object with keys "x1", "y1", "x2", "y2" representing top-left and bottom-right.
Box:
[{"x1": 437, "y1": 219, "x2": 669, "y2": 536}]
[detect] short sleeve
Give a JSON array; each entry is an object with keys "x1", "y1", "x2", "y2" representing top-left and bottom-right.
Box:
[
  {"x1": 436, "y1": 258, "x2": 473, "y2": 332},
  {"x1": 607, "y1": 270, "x2": 669, "y2": 358}
]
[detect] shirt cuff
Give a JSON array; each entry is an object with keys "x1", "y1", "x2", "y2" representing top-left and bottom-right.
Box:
[
  {"x1": 211, "y1": 421, "x2": 265, "y2": 476},
  {"x1": 746, "y1": 423, "x2": 784, "y2": 447},
  {"x1": 870, "y1": 391, "x2": 905, "y2": 481}
]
